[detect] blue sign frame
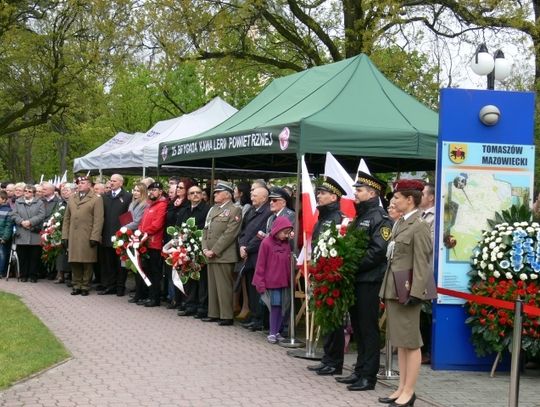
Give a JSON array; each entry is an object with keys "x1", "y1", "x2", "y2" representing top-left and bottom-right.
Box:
[{"x1": 433, "y1": 88, "x2": 535, "y2": 371}]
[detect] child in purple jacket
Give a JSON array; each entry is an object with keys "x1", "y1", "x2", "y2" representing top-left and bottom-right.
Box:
[{"x1": 252, "y1": 216, "x2": 293, "y2": 343}]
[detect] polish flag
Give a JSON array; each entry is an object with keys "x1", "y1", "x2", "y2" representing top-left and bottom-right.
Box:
[
  {"x1": 324, "y1": 152, "x2": 356, "y2": 218},
  {"x1": 297, "y1": 156, "x2": 318, "y2": 265}
]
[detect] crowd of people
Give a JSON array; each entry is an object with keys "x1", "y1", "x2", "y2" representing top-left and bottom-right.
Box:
[{"x1": 0, "y1": 173, "x2": 437, "y2": 407}]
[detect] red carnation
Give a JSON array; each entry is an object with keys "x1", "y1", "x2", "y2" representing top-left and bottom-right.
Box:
[
  {"x1": 332, "y1": 289, "x2": 340, "y2": 298},
  {"x1": 325, "y1": 297, "x2": 334, "y2": 307},
  {"x1": 320, "y1": 286, "x2": 329, "y2": 294},
  {"x1": 139, "y1": 246, "x2": 147, "y2": 254},
  {"x1": 315, "y1": 300, "x2": 322, "y2": 308},
  {"x1": 116, "y1": 230, "x2": 122, "y2": 237}
]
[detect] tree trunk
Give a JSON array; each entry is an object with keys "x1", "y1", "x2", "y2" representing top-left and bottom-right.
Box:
[{"x1": 343, "y1": 0, "x2": 363, "y2": 58}]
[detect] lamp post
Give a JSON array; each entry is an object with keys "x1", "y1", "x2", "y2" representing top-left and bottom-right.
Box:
[{"x1": 470, "y1": 43, "x2": 512, "y2": 90}]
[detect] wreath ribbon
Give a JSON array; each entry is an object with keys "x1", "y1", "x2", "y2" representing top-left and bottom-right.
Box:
[{"x1": 126, "y1": 232, "x2": 151, "y2": 287}]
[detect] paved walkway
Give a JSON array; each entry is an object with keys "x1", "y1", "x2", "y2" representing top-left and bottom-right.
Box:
[{"x1": 0, "y1": 279, "x2": 538, "y2": 407}]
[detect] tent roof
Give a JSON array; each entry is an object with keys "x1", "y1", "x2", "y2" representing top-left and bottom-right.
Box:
[
  {"x1": 159, "y1": 54, "x2": 438, "y2": 174},
  {"x1": 72, "y1": 97, "x2": 237, "y2": 174}
]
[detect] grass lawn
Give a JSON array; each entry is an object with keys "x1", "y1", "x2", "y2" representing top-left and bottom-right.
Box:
[{"x1": 0, "y1": 291, "x2": 69, "y2": 390}]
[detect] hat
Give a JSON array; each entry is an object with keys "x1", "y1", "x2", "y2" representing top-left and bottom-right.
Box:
[
  {"x1": 214, "y1": 181, "x2": 234, "y2": 194},
  {"x1": 393, "y1": 179, "x2": 425, "y2": 192},
  {"x1": 316, "y1": 176, "x2": 346, "y2": 197},
  {"x1": 75, "y1": 176, "x2": 89, "y2": 184},
  {"x1": 268, "y1": 187, "x2": 289, "y2": 201},
  {"x1": 148, "y1": 181, "x2": 164, "y2": 190},
  {"x1": 353, "y1": 171, "x2": 386, "y2": 192}
]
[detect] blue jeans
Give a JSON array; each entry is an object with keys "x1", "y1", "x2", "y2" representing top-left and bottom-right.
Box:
[{"x1": 0, "y1": 243, "x2": 9, "y2": 277}]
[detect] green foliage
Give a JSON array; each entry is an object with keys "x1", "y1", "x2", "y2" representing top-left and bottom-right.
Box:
[
  {"x1": 486, "y1": 205, "x2": 532, "y2": 229},
  {"x1": 0, "y1": 291, "x2": 69, "y2": 389}
]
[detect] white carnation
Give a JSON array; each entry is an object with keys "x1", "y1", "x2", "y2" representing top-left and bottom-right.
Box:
[
  {"x1": 488, "y1": 264, "x2": 494, "y2": 271},
  {"x1": 493, "y1": 271, "x2": 501, "y2": 278},
  {"x1": 111, "y1": 236, "x2": 117, "y2": 242},
  {"x1": 120, "y1": 226, "x2": 128, "y2": 234},
  {"x1": 117, "y1": 239, "x2": 124, "y2": 246},
  {"x1": 193, "y1": 244, "x2": 199, "y2": 251},
  {"x1": 328, "y1": 237, "x2": 336, "y2": 245},
  {"x1": 519, "y1": 273, "x2": 528, "y2": 281},
  {"x1": 531, "y1": 273, "x2": 538, "y2": 280},
  {"x1": 520, "y1": 222, "x2": 528, "y2": 227},
  {"x1": 329, "y1": 248, "x2": 338, "y2": 257},
  {"x1": 480, "y1": 261, "x2": 486, "y2": 269},
  {"x1": 55, "y1": 222, "x2": 60, "y2": 227},
  {"x1": 134, "y1": 229, "x2": 142, "y2": 237},
  {"x1": 495, "y1": 237, "x2": 502, "y2": 243},
  {"x1": 532, "y1": 222, "x2": 539, "y2": 228},
  {"x1": 505, "y1": 272, "x2": 513, "y2": 279},
  {"x1": 488, "y1": 242, "x2": 496, "y2": 249},
  {"x1": 527, "y1": 227, "x2": 535, "y2": 234},
  {"x1": 482, "y1": 253, "x2": 488, "y2": 260},
  {"x1": 496, "y1": 252, "x2": 503, "y2": 259},
  {"x1": 54, "y1": 212, "x2": 60, "y2": 217}
]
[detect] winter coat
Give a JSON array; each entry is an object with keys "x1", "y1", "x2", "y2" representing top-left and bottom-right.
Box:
[
  {"x1": 42, "y1": 195, "x2": 62, "y2": 222},
  {"x1": 62, "y1": 190, "x2": 104, "y2": 263},
  {"x1": 177, "y1": 202, "x2": 210, "y2": 230},
  {"x1": 101, "y1": 188, "x2": 132, "y2": 247},
  {"x1": 252, "y1": 216, "x2": 293, "y2": 293},
  {"x1": 0, "y1": 202, "x2": 14, "y2": 242},
  {"x1": 12, "y1": 198, "x2": 46, "y2": 246},
  {"x1": 139, "y1": 197, "x2": 168, "y2": 250}
]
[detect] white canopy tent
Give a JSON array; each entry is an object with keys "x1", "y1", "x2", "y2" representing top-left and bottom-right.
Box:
[{"x1": 72, "y1": 97, "x2": 237, "y2": 175}]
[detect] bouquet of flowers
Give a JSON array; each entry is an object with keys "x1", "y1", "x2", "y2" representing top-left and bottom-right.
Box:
[
  {"x1": 111, "y1": 226, "x2": 148, "y2": 273},
  {"x1": 466, "y1": 206, "x2": 540, "y2": 357},
  {"x1": 40, "y1": 205, "x2": 66, "y2": 265},
  {"x1": 308, "y1": 224, "x2": 368, "y2": 335},
  {"x1": 162, "y1": 217, "x2": 204, "y2": 284}
]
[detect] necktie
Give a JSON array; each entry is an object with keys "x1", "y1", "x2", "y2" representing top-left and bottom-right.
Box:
[{"x1": 112, "y1": 191, "x2": 117, "y2": 198}]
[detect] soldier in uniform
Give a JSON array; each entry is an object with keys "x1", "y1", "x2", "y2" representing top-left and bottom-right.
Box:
[
  {"x1": 335, "y1": 171, "x2": 392, "y2": 391},
  {"x1": 201, "y1": 181, "x2": 243, "y2": 326},
  {"x1": 61, "y1": 176, "x2": 104, "y2": 296},
  {"x1": 307, "y1": 176, "x2": 347, "y2": 376}
]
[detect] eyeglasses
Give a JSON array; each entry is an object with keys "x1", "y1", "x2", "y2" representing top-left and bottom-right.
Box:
[{"x1": 189, "y1": 191, "x2": 202, "y2": 195}]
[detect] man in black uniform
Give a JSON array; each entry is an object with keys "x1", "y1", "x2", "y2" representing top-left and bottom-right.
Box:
[
  {"x1": 335, "y1": 171, "x2": 393, "y2": 391},
  {"x1": 307, "y1": 176, "x2": 346, "y2": 376}
]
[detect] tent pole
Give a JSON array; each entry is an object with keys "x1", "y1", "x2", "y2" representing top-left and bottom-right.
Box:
[
  {"x1": 210, "y1": 158, "x2": 215, "y2": 204},
  {"x1": 142, "y1": 166, "x2": 146, "y2": 179},
  {"x1": 280, "y1": 156, "x2": 304, "y2": 349}
]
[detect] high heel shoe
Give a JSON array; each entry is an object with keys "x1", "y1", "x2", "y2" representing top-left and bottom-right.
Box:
[
  {"x1": 390, "y1": 393, "x2": 416, "y2": 407},
  {"x1": 378, "y1": 396, "x2": 398, "y2": 404}
]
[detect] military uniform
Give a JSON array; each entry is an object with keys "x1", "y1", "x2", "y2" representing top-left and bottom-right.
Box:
[{"x1": 202, "y1": 199, "x2": 242, "y2": 321}]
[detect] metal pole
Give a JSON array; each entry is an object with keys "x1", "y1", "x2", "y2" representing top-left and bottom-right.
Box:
[
  {"x1": 377, "y1": 337, "x2": 399, "y2": 380},
  {"x1": 508, "y1": 298, "x2": 523, "y2": 407},
  {"x1": 280, "y1": 157, "x2": 304, "y2": 348}
]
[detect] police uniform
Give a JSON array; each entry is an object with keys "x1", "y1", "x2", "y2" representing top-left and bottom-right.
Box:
[
  {"x1": 336, "y1": 171, "x2": 393, "y2": 391},
  {"x1": 307, "y1": 177, "x2": 347, "y2": 375},
  {"x1": 202, "y1": 182, "x2": 243, "y2": 323}
]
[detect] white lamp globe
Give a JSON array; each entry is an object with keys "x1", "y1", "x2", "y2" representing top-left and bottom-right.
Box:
[
  {"x1": 471, "y1": 51, "x2": 495, "y2": 75},
  {"x1": 494, "y1": 57, "x2": 512, "y2": 81}
]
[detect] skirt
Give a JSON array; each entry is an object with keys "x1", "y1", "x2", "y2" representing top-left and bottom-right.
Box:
[{"x1": 386, "y1": 299, "x2": 423, "y2": 349}]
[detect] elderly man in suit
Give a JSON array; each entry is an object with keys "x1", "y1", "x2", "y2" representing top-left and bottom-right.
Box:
[
  {"x1": 201, "y1": 181, "x2": 243, "y2": 326},
  {"x1": 99, "y1": 174, "x2": 132, "y2": 296},
  {"x1": 62, "y1": 176, "x2": 104, "y2": 296}
]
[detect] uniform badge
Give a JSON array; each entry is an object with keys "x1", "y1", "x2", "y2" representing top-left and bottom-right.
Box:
[
  {"x1": 223, "y1": 209, "x2": 230, "y2": 216},
  {"x1": 380, "y1": 226, "x2": 392, "y2": 241}
]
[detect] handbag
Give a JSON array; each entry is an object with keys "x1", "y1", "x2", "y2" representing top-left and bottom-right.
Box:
[
  {"x1": 392, "y1": 269, "x2": 437, "y2": 304},
  {"x1": 119, "y1": 211, "x2": 133, "y2": 227}
]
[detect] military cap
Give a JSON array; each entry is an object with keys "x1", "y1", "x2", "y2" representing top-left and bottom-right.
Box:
[
  {"x1": 214, "y1": 180, "x2": 234, "y2": 194},
  {"x1": 353, "y1": 171, "x2": 386, "y2": 192},
  {"x1": 75, "y1": 176, "x2": 90, "y2": 184},
  {"x1": 268, "y1": 187, "x2": 289, "y2": 201},
  {"x1": 316, "y1": 175, "x2": 346, "y2": 197},
  {"x1": 148, "y1": 181, "x2": 164, "y2": 190}
]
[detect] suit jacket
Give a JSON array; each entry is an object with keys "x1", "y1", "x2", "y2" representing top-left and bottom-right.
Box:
[
  {"x1": 237, "y1": 202, "x2": 272, "y2": 271},
  {"x1": 62, "y1": 190, "x2": 104, "y2": 263},
  {"x1": 101, "y1": 188, "x2": 132, "y2": 247},
  {"x1": 202, "y1": 200, "x2": 242, "y2": 264},
  {"x1": 380, "y1": 210, "x2": 435, "y2": 300}
]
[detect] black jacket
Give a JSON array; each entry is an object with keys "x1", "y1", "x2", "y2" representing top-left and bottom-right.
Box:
[
  {"x1": 351, "y1": 197, "x2": 393, "y2": 283},
  {"x1": 101, "y1": 188, "x2": 132, "y2": 247},
  {"x1": 238, "y1": 202, "x2": 272, "y2": 271},
  {"x1": 177, "y1": 201, "x2": 210, "y2": 230},
  {"x1": 312, "y1": 201, "x2": 343, "y2": 244}
]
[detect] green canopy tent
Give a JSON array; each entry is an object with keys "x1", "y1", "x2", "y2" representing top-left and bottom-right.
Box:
[{"x1": 158, "y1": 54, "x2": 438, "y2": 174}]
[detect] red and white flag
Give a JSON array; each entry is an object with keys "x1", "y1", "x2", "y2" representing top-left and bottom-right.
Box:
[
  {"x1": 298, "y1": 156, "x2": 318, "y2": 265},
  {"x1": 324, "y1": 152, "x2": 356, "y2": 219}
]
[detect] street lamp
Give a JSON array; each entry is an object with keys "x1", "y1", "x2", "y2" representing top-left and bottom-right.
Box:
[{"x1": 470, "y1": 43, "x2": 512, "y2": 90}]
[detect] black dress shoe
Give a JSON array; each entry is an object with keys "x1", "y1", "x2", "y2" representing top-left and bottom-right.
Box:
[
  {"x1": 71, "y1": 289, "x2": 82, "y2": 295},
  {"x1": 347, "y1": 377, "x2": 376, "y2": 391},
  {"x1": 249, "y1": 324, "x2": 263, "y2": 332},
  {"x1": 201, "y1": 317, "x2": 219, "y2": 322},
  {"x1": 193, "y1": 313, "x2": 206, "y2": 319},
  {"x1": 81, "y1": 290, "x2": 89, "y2": 296},
  {"x1": 137, "y1": 299, "x2": 150, "y2": 306},
  {"x1": 378, "y1": 396, "x2": 398, "y2": 404},
  {"x1": 307, "y1": 362, "x2": 327, "y2": 372},
  {"x1": 389, "y1": 393, "x2": 415, "y2": 407},
  {"x1": 177, "y1": 310, "x2": 196, "y2": 316},
  {"x1": 241, "y1": 321, "x2": 255, "y2": 329},
  {"x1": 116, "y1": 288, "x2": 125, "y2": 297},
  {"x1": 144, "y1": 300, "x2": 160, "y2": 307},
  {"x1": 316, "y1": 365, "x2": 342, "y2": 376},
  {"x1": 335, "y1": 373, "x2": 361, "y2": 384},
  {"x1": 218, "y1": 319, "x2": 233, "y2": 326},
  {"x1": 30, "y1": 278, "x2": 38, "y2": 283},
  {"x1": 98, "y1": 287, "x2": 116, "y2": 295},
  {"x1": 128, "y1": 297, "x2": 140, "y2": 303}
]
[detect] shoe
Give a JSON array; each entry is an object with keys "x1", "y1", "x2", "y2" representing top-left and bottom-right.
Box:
[
  {"x1": 307, "y1": 362, "x2": 327, "y2": 372},
  {"x1": 116, "y1": 288, "x2": 125, "y2": 297},
  {"x1": 166, "y1": 302, "x2": 177, "y2": 309},
  {"x1": 389, "y1": 393, "x2": 416, "y2": 407},
  {"x1": 144, "y1": 300, "x2": 160, "y2": 307},
  {"x1": 201, "y1": 317, "x2": 219, "y2": 322},
  {"x1": 81, "y1": 290, "x2": 89, "y2": 296},
  {"x1": 275, "y1": 333, "x2": 285, "y2": 341},
  {"x1": 267, "y1": 334, "x2": 278, "y2": 344},
  {"x1": 128, "y1": 297, "x2": 140, "y2": 303},
  {"x1": 66, "y1": 281, "x2": 73, "y2": 287},
  {"x1": 347, "y1": 377, "x2": 376, "y2": 391},
  {"x1": 241, "y1": 321, "x2": 255, "y2": 329},
  {"x1": 249, "y1": 324, "x2": 263, "y2": 332},
  {"x1": 378, "y1": 396, "x2": 399, "y2": 404},
  {"x1": 177, "y1": 310, "x2": 196, "y2": 316},
  {"x1": 54, "y1": 279, "x2": 64, "y2": 284},
  {"x1": 218, "y1": 319, "x2": 233, "y2": 326},
  {"x1": 316, "y1": 366, "x2": 342, "y2": 376},
  {"x1": 193, "y1": 313, "x2": 205, "y2": 319},
  {"x1": 71, "y1": 289, "x2": 82, "y2": 295},
  {"x1": 30, "y1": 278, "x2": 37, "y2": 283},
  {"x1": 235, "y1": 311, "x2": 250, "y2": 320},
  {"x1": 21, "y1": 278, "x2": 28, "y2": 282},
  {"x1": 421, "y1": 354, "x2": 431, "y2": 365},
  {"x1": 335, "y1": 373, "x2": 361, "y2": 384},
  {"x1": 137, "y1": 299, "x2": 150, "y2": 306},
  {"x1": 98, "y1": 287, "x2": 116, "y2": 295}
]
